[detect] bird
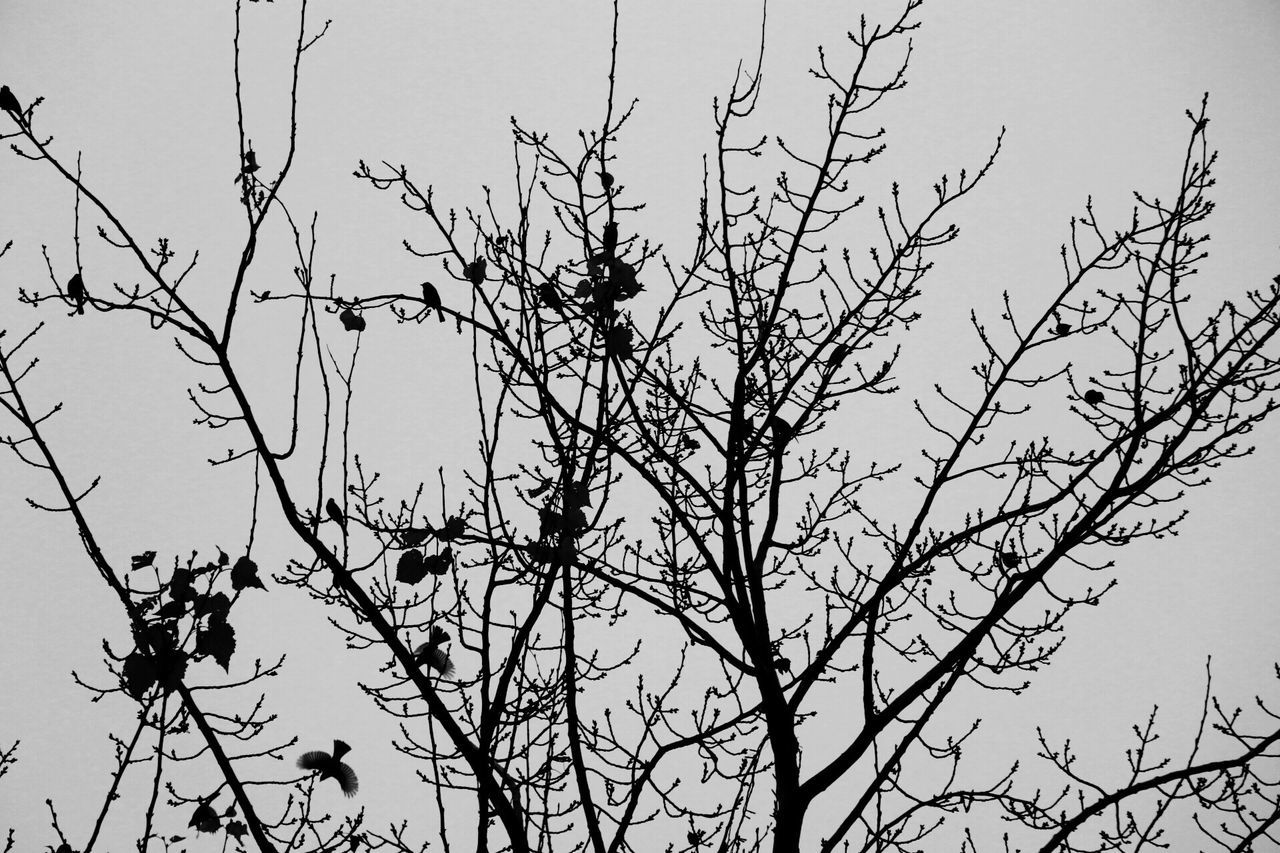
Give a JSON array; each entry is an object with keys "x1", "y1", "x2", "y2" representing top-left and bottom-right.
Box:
[
  {"x1": 413, "y1": 625, "x2": 455, "y2": 677},
  {"x1": 599, "y1": 170, "x2": 614, "y2": 192},
  {"x1": 539, "y1": 280, "x2": 564, "y2": 313},
  {"x1": 1054, "y1": 322, "x2": 1070, "y2": 336},
  {"x1": 767, "y1": 415, "x2": 793, "y2": 447},
  {"x1": 1000, "y1": 550, "x2": 1021, "y2": 569},
  {"x1": 464, "y1": 257, "x2": 487, "y2": 286},
  {"x1": 297, "y1": 740, "x2": 358, "y2": 797},
  {"x1": 67, "y1": 273, "x2": 87, "y2": 314},
  {"x1": 0, "y1": 85, "x2": 19, "y2": 116},
  {"x1": 325, "y1": 498, "x2": 346, "y2": 532},
  {"x1": 602, "y1": 220, "x2": 618, "y2": 257},
  {"x1": 421, "y1": 281, "x2": 444, "y2": 322},
  {"x1": 233, "y1": 149, "x2": 260, "y2": 184},
  {"x1": 830, "y1": 343, "x2": 851, "y2": 368},
  {"x1": 1084, "y1": 389, "x2": 1104, "y2": 406}
]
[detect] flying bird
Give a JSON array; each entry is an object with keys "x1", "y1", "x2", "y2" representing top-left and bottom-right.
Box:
[
  {"x1": 325, "y1": 498, "x2": 346, "y2": 532},
  {"x1": 0, "y1": 85, "x2": 19, "y2": 116},
  {"x1": 297, "y1": 740, "x2": 358, "y2": 797},
  {"x1": 421, "y1": 281, "x2": 444, "y2": 322},
  {"x1": 67, "y1": 273, "x2": 87, "y2": 314},
  {"x1": 414, "y1": 625, "x2": 455, "y2": 677}
]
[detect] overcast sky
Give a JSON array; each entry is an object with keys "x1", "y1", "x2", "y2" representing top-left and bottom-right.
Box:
[{"x1": 1, "y1": 2, "x2": 1278, "y2": 849}]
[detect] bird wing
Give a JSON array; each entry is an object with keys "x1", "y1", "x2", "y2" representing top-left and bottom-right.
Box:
[
  {"x1": 420, "y1": 645, "x2": 455, "y2": 677},
  {"x1": 297, "y1": 751, "x2": 330, "y2": 771},
  {"x1": 335, "y1": 760, "x2": 359, "y2": 797}
]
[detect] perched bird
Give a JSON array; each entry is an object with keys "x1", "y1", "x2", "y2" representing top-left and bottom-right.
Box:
[
  {"x1": 767, "y1": 415, "x2": 793, "y2": 447},
  {"x1": 463, "y1": 257, "x2": 487, "y2": 286},
  {"x1": 602, "y1": 220, "x2": 618, "y2": 257},
  {"x1": 599, "y1": 170, "x2": 614, "y2": 192},
  {"x1": 67, "y1": 272, "x2": 87, "y2": 314},
  {"x1": 325, "y1": 498, "x2": 346, "y2": 532},
  {"x1": 421, "y1": 281, "x2": 444, "y2": 322},
  {"x1": 829, "y1": 343, "x2": 851, "y2": 368},
  {"x1": 297, "y1": 740, "x2": 358, "y2": 797},
  {"x1": 1084, "y1": 389, "x2": 1104, "y2": 406},
  {"x1": 1054, "y1": 322, "x2": 1071, "y2": 336},
  {"x1": 1000, "y1": 550, "x2": 1021, "y2": 569},
  {"x1": 233, "y1": 149, "x2": 260, "y2": 184},
  {"x1": 0, "y1": 84, "x2": 20, "y2": 116},
  {"x1": 413, "y1": 625, "x2": 455, "y2": 677},
  {"x1": 539, "y1": 280, "x2": 564, "y2": 313}
]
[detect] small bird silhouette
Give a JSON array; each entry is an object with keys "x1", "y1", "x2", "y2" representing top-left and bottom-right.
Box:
[
  {"x1": 421, "y1": 281, "x2": 444, "y2": 322},
  {"x1": 599, "y1": 170, "x2": 614, "y2": 192},
  {"x1": 233, "y1": 149, "x2": 260, "y2": 184},
  {"x1": 1054, "y1": 322, "x2": 1071, "y2": 336},
  {"x1": 602, "y1": 221, "x2": 618, "y2": 257},
  {"x1": 67, "y1": 273, "x2": 87, "y2": 314},
  {"x1": 539, "y1": 280, "x2": 564, "y2": 313},
  {"x1": 767, "y1": 415, "x2": 793, "y2": 447},
  {"x1": 830, "y1": 343, "x2": 851, "y2": 368},
  {"x1": 0, "y1": 85, "x2": 19, "y2": 116},
  {"x1": 1000, "y1": 550, "x2": 1021, "y2": 569},
  {"x1": 1084, "y1": 389, "x2": 1104, "y2": 406},
  {"x1": 464, "y1": 258, "x2": 487, "y2": 286},
  {"x1": 325, "y1": 498, "x2": 346, "y2": 532},
  {"x1": 413, "y1": 625, "x2": 455, "y2": 677},
  {"x1": 297, "y1": 740, "x2": 358, "y2": 797}
]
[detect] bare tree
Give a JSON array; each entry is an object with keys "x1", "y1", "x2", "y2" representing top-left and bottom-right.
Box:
[{"x1": 2, "y1": 3, "x2": 1278, "y2": 853}]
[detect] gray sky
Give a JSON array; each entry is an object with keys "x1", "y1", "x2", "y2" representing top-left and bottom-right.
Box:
[{"x1": 1, "y1": 1, "x2": 1279, "y2": 849}]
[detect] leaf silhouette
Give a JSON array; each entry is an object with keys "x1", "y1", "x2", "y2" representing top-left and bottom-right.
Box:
[
  {"x1": 339, "y1": 307, "x2": 366, "y2": 332},
  {"x1": 396, "y1": 549, "x2": 428, "y2": 585},
  {"x1": 169, "y1": 568, "x2": 197, "y2": 602},
  {"x1": 190, "y1": 801, "x2": 220, "y2": 833},
  {"x1": 122, "y1": 650, "x2": 158, "y2": 700},
  {"x1": 194, "y1": 592, "x2": 231, "y2": 621},
  {"x1": 231, "y1": 555, "x2": 265, "y2": 591},
  {"x1": 197, "y1": 615, "x2": 236, "y2": 671},
  {"x1": 424, "y1": 546, "x2": 454, "y2": 576},
  {"x1": 436, "y1": 515, "x2": 465, "y2": 542},
  {"x1": 400, "y1": 527, "x2": 431, "y2": 547}
]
